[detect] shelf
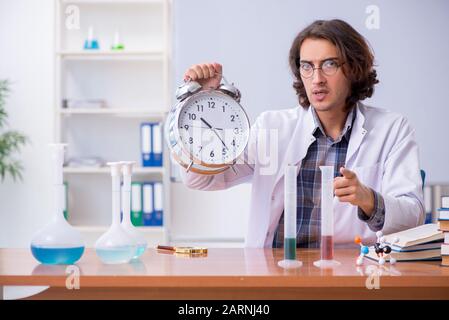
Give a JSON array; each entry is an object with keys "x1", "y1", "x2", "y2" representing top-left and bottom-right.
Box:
[
  {"x1": 61, "y1": 0, "x2": 164, "y2": 5},
  {"x1": 59, "y1": 108, "x2": 167, "y2": 119},
  {"x1": 75, "y1": 225, "x2": 165, "y2": 233},
  {"x1": 56, "y1": 0, "x2": 171, "y2": 246},
  {"x1": 63, "y1": 166, "x2": 165, "y2": 174},
  {"x1": 57, "y1": 50, "x2": 165, "y2": 61}
]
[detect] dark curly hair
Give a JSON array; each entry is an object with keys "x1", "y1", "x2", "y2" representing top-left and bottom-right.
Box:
[{"x1": 289, "y1": 19, "x2": 379, "y2": 110}]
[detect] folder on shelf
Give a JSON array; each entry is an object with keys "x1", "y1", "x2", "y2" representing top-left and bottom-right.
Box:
[
  {"x1": 140, "y1": 122, "x2": 163, "y2": 167},
  {"x1": 131, "y1": 182, "x2": 143, "y2": 227},
  {"x1": 141, "y1": 123, "x2": 152, "y2": 167},
  {"x1": 152, "y1": 123, "x2": 163, "y2": 167},
  {"x1": 142, "y1": 182, "x2": 154, "y2": 226},
  {"x1": 153, "y1": 182, "x2": 163, "y2": 226}
]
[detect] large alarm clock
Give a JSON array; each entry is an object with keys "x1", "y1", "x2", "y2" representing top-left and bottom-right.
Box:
[{"x1": 165, "y1": 76, "x2": 250, "y2": 175}]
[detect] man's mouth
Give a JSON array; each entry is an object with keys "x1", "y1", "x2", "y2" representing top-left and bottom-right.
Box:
[{"x1": 312, "y1": 89, "x2": 329, "y2": 102}]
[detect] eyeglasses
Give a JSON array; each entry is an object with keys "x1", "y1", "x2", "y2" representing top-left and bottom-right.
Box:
[{"x1": 296, "y1": 58, "x2": 345, "y2": 79}]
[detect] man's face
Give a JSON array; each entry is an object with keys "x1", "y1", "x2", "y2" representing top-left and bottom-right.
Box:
[{"x1": 299, "y1": 38, "x2": 350, "y2": 113}]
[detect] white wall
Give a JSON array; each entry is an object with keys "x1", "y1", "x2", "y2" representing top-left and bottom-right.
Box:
[
  {"x1": 170, "y1": 0, "x2": 449, "y2": 244},
  {"x1": 173, "y1": 0, "x2": 449, "y2": 185},
  {"x1": 0, "y1": 0, "x2": 54, "y2": 247}
]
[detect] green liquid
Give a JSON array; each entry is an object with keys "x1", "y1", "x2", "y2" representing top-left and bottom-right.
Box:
[{"x1": 284, "y1": 238, "x2": 297, "y2": 260}]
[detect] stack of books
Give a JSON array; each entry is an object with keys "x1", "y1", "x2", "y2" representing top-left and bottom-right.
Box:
[
  {"x1": 438, "y1": 196, "x2": 449, "y2": 267},
  {"x1": 365, "y1": 224, "x2": 444, "y2": 262}
]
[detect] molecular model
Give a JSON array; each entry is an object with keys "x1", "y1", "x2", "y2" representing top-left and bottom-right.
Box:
[{"x1": 354, "y1": 231, "x2": 400, "y2": 265}]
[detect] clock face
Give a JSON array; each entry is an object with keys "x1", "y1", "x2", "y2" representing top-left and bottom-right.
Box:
[{"x1": 177, "y1": 91, "x2": 250, "y2": 166}]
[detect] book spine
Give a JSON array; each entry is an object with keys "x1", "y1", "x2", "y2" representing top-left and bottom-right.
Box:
[
  {"x1": 442, "y1": 196, "x2": 449, "y2": 209},
  {"x1": 438, "y1": 220, "x2": 449, "y2": 232},
  {"x1": 441, "y1": 243, "x2": 449, "y2": 255},
  {"x1": 438, "y1": 210, "x2": 449, "y2": 221},
  {"x1": 424, "y1": 186, "x2": 433, "y2": 224}
]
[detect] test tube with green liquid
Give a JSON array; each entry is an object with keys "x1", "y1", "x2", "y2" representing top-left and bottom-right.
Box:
[{"x1": 277, "y1": 164, "x2": 302, "y2": 269}]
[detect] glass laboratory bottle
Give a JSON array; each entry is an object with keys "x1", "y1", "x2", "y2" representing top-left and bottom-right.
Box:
[
  {"x1": 30, "y1": 144, "x2": 85, "y2": 265},
  {"x1": 95, "y1": 162, "x2": 137, "y2": 264},
  {"x1": 120, "y1": 161, "x2": 147, "y2": 259}
]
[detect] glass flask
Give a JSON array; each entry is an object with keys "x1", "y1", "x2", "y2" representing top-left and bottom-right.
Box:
[
  {"x1": 30, "y1": 144, "x2": 85, "y2": 265},
  {"x1": 95, "y1": 162, "x2": 137, "y2": 264},
  {"x1": 120, "y1": 161, "x2": 147, "y2": 259}
]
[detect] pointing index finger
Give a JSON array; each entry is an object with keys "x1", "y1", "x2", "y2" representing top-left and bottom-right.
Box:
[{"x1": 340, "y1": 167, "x2": 356, "y2": 179}]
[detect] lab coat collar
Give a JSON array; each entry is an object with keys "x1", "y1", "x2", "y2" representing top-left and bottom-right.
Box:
[
  {"x1": 306, "y1": 102, "x2": 367, "y2": 166},
  {"x1": 345, "y1": 102, "x2": 367, "y2": 166},
  {"x1": 311, "y1": 105, "x2": 356, "y2": 143}
]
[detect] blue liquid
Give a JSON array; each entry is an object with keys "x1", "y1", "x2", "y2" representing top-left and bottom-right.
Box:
[
  {"x1": 96, "y1": 246, "x2": 136, "y2": 264},
  {"x1": 132, "y1": 244, "x2": 147, "y2": 259},
  {"x1": 31, "y1": 245, "x2": 84, "y2": 265}
]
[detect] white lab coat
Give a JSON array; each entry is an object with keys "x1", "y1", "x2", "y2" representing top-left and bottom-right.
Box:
[{"x1": 180, "y1": 102, "x2": 425, "y2": 247}]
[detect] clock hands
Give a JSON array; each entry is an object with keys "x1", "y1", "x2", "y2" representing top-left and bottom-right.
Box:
[
  {"x1": 186, "y1": 125, "x2": 224, "y2": 131},
  {"x1": 199, "y1": 117, "x2": 213, "y2": 130},
  {"x1": 200, "y1": 117, "x2": 229, "y2": 150}
]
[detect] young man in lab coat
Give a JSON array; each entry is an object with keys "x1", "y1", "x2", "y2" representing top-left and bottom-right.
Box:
[{"x1": 179, "y1": 19, "x2": 424, "y2": 248}]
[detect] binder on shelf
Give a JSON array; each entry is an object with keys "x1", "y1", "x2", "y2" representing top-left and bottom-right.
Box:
[
  {"x1": 131, "y1": 182, "x2": 143, "y2": 227},
  {"x1": 153, "y1": 181, "x2": 163, "y2": 226},
  {"x1": 140, "y1": 122, "x2": 163, "y2": 167},
  {"x1": 142, "y1": 182, "x2": 154, "y2": 226},
  {"x1": 152, "y1": 123, "x2": 163, "y2": 167},
  {"x1": 141, "y1": 123, "x2": 152, "y2": 167}
]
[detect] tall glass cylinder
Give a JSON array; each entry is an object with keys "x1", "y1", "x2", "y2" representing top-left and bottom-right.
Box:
[
  {"x1": 313, "y1": 166, "x2": 341, "y2": 268},
  {"x1": 284, "y1": 164, "x2": 297, "y2": 260},
  {"x1": 277, "y1": 165, "x2": 302, "y2": 269}
]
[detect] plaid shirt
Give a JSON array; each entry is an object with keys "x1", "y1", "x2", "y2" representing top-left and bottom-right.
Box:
[{"x1": 273, "y1": 106, "x2": 385, "y2": 248}]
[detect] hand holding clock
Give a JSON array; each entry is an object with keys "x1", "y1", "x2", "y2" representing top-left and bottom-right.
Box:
[{"x1": 184, "y1": 62, "x2": 223, "y2": 90}]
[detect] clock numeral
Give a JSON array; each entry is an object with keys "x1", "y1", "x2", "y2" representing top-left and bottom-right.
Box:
[
  {"x1": 188, "y1": 113, "x2": 197, "y2": 120},
  {"x1": 222, "y1": 106, "x2": 226, "y2": 112},
  {"x1": 233, "y1": 128, "x2": 239, "y2": 134},
  {"x1": 208, "y1": 101, "x2": 215, "y2": 109},
  {"x1": 230, "y1": 115, "x2": 235, "y2": 122},
  {"x1": 184, "y1": 124, "x2": 189, "y2": 130},
  {"x1": 210, "y1": 150, "x2": 214, "y2": 158},
  {"x1": 222, "y1": 148, "x2": 227, "y2": 155},
  {"x1": 197, "y1": 105, "x2": 203, "y2": 112},
  {"x1": 189, "y1": 137, "x2": 193, "y2": 144}
]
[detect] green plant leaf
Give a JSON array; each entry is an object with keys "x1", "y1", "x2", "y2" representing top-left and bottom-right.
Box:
[{"x1": 0, "y1": 79, "x2": 28, "y2": 182}]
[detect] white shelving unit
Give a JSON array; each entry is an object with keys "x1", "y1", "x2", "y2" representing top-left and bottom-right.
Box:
[
  {"x1": 54, "y1": 0, "x2": 172, "y2": 247},
  {"x1": 57, "y1": 50, "x2": 165, "y2": 61}
]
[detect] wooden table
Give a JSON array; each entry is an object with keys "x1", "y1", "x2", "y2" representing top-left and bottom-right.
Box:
[{"x1": 1, "y1": 248, "x2": 448, "y2": 299}]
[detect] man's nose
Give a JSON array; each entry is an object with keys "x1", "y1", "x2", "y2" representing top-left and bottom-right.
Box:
[{"x1": 312, "y1": 68, "x2": 326, "y2": 85}]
